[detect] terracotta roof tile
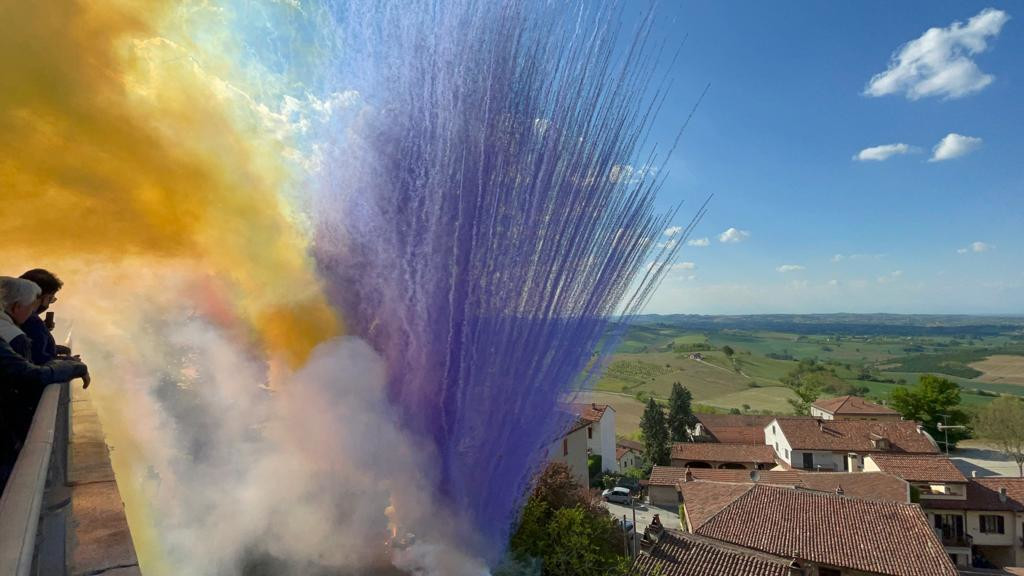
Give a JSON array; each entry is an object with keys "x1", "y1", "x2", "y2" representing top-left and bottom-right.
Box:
[
  {"x1": 570, "y1": 402, "x2": 611, "y2": 423},
  {"x1": 695, "y1": 414, "x2": 778, "y2": 444},
  {"x1": 617, "y1": 437, "x2": 644, "y2": 451},
  {"x1": 678, "y1": 482, "x2": 754, "y2": 530},
  {"x1": 866, "y1": 454, "x2": 967, "y2": 483},
  {"x1": 671, "y1": 443, "x2": 777, "y2": 464},
  {"x1": 631, "y1": 530, "x2": 793, "y2": 576},
  {"x1": 694, "y1": 484, "x2": 956, "y2": 576},
  {"x1": 812, "y1": 395, "x2": 899, "y2": 415},
  {"x1": 650, "y1": 466, "x2": 801, "y2": 487},
  {"x1": 774, "y1": 418, "x2": 939, "y2": 454},
  {"x1": 795, "y1": 472, "x2": 909, "y2": 503}
]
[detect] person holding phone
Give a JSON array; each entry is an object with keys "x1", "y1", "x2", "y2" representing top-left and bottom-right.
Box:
[{"x1": 18, "y1": 268, "x2": 70, "y2": 363}]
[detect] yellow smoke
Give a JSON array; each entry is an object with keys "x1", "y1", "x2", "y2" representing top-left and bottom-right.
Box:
[{"x1": 0, "y1": 0, "x2": 338, "y2": 364}]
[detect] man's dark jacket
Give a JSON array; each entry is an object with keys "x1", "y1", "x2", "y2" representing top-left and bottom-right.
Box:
[{"x1": 21, "y1": 314, "x2": 56, "y2": 364}]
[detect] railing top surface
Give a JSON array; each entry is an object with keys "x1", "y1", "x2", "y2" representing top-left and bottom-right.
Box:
[{"x1": 0, "y1": 383, "x2": 63, "y2": 576}]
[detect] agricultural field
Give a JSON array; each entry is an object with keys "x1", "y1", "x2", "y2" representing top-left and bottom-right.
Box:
[{"x1": 582, "y1": 314, "x2": 1024, "y2": 437}]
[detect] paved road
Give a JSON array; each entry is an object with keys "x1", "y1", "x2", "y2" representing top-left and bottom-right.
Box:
[
  {"x1": 951, "y1": 441, "x2": 1021, "y2": 478},
  {"x1": 602, "y1": 499, "x2": 681, "y2": 533}
]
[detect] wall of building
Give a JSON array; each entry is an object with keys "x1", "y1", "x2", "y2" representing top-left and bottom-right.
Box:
[
  {"x1": 809, "y1": 406, "x2": 833, "y2": 421},
  {"x1": 549, "y1": 426, "x2": 589, "y2": 487},
  {"x1": 600, "y1": 411, "x2": 617, "y2": 473},
  {"x1": 764, "y1": 421, "x2": 793, "y2": 465},
  {"x1": 618, "y1": 450, "x2": 641, "y2": 471},
  {"x1": 649, "y1": 485, "x2": 678, "y2": 509}
]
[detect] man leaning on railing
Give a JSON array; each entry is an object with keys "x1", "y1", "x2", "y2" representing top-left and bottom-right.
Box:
[{"x1": 0, "y1": 276, "x2": 89, "y2": 494}]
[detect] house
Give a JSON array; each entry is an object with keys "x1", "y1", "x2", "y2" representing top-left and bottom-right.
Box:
[
  {"x1": 687, "y1": 352, "x2": 704, "y2": 361},
  {"x1": 647, "y1": 466, "x2": 909, "y2": 508},
  {"x1": 548, "y1": 417, "x2": 590, "y2": 487},
  {"x1": 631, "y1": 529, "x2": 798, "y2": 576},
  {"x1": 862, "y1": 454, "x2": 971, "y2": 566},
  {"x1": 670, "y1": 442, "x2": 777, "y2": 470},
  {"x1": 571, "y1": 403, "x2": 618, "y2": 472},
  {"x1": 764, "y1": 417, "x2": 939, "y2": 472},
  {"x1": 690, "y1": 413, "x2": 777, "y2": 444},
  {"x1": 616, "y1": 437, "x2": 645, "y2": 471},
  {"x1": 810, "y1": 395, "x2": 901, "y2": 421},
  {"x1": 678, "y1": 482, "x2": 957, "y2": 576}
]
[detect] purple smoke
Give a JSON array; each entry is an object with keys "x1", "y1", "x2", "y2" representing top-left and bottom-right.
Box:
[{"x1": 312, "y1": 0, "x2": 702, "y2": 561}]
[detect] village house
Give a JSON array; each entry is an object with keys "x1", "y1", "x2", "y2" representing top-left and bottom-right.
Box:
[
  {"x1": 764, "y1": 417, "x2": 939, "y2": 471},
  {"x1": 547, "y1": 417, "x2": 589, "y2": 487},
  {"x1": 571, "y1": 402, "x2": 618, "y2": 472},
  {"x1": 677, "y1": 482, "x2": 957, "y2": 576},
  {"x1": 690, "y1": 413, "x2": 777, "y2": 444},
  {"x1": 616, "y1": 437, "x2": 644, "y2": 471},
  {"x1": 810, "y1": 395, "x2": 901, "y2": 421},
  {"x1": 862, "y1": 453, "x2": 972, "y2": 566},
  {"x1": 670, "y1": 442, "x2": 777, "y2": 470}
]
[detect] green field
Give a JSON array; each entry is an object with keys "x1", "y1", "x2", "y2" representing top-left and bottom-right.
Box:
[{"x1": 586, "y1": 315, "x2": 1024, "y2": 435}]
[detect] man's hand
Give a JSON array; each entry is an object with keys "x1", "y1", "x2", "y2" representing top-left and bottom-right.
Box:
[
  {"x1": 56, "y1": 345, "x2": 72, "y2": 356},
  {"x1": 82, "y1": 372, "x2": 91, "y2": 389}
]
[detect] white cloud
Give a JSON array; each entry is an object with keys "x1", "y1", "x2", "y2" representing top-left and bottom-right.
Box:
[
  {"x1": 959, "y1": 241, "x2": 993, "y2": 253},
  {"x1": 853, "y1": 143, "x2": 914, "y2": 161},
  {"x1": 865, "y1": 8, "x2": 1010, "y2": 100},
  {"x1": 687, "y1": 237, "x2": 710, "y2": 247},
  {"x1": 671, "y1": 262, "x2": 697, "y2": 271},
  {"x1": 831, "y1": 254, "x2": 845, "y2": 263},
  {"x1": 930, "y1": 133, "x2": 983, "y2": 161},
  {"x1": 828, "y1": 279, "x2": 840, "y2": 287},
  {"x1": 877, "y1": 270, "x2": 904, "y2": 284},
  {"x1": 664, "y1": 226, "x2": 683, "y2": 237},
  {"x1": 776, "y1": 264, "x2": 805, "y2": 273},
  {"x1": 718, "y1": 228, "x2": 750, "y2": 244},
  {"x1": 832, "y1": 253, "x2": 886, "y2": 262}
]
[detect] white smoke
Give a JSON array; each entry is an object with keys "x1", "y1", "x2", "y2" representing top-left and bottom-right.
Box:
[{"x1": 65, "y1": 265, "x2": 489, "y2": 576}]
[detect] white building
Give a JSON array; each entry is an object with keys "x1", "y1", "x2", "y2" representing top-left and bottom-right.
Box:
[
  {"x1": 572, "y1": 403, "x2": 618, "y2": 473},
  {"x1": 548, "y1": 418, "x2": 590, "y2": 487},
  {"x1": 764, "y1": 417, "x2": 939, "y2": 472}
]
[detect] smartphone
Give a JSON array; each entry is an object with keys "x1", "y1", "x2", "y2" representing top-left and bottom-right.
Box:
[{"x1": 45, "y1": 311, "x2": 55, "y2": 331}]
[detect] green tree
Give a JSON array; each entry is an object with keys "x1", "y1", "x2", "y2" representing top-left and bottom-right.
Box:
[
  {"x1": 722, "y1": 345, "x2": 735, "y2": 358},
  {"x1": 505, "y1": 463, "x2": 628, "y2": 576},
  {"x1": 640, "y1": 399, "x2": 671, "y2": 465},
  {"x1": 667, "y1": 383, "x2": 696, "y2": 442},
  {"x1": 889, "y1": 374, "x2": 969, "y2": 450},
  {"x1": 975, "y1": 396, "x2": 1024, "y2": 477}
]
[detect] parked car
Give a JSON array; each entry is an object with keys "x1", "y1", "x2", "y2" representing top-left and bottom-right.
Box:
[{"x1": 602, "y1": 486, "x2": 632, "y2": 504}]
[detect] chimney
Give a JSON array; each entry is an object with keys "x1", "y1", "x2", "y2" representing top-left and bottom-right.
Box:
[
  {"x1": 972, "y1": 470, "x2": 978, "y2": 478},
  {"x1": 750, "y1": 469, "x2": 761, "y2": 483},
  {"x1": 788, "y1": 559, "x2": 802, "y2": 576},
  {"x1": 835, "y1": 485, "x2": 845, "y2": 496},
  {"x1": 916, "y1": 424, "x2": 924, "y2": 434},
  {"x1": 817, "y1": 419, "x2": 824, "y2": 432},
  {"x1": 1000, "y1": 487, "x2": 1008, "y2": 503},
  {"x1": 684, "y1": 468, "x2": 694, "y2": 482}
]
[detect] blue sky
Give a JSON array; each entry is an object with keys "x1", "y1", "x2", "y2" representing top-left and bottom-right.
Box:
[{"x1": 635, "y1": 1, "x2": 1023, "y2": 315}]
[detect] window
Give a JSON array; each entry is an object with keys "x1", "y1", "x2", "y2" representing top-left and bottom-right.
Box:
[
  {"x1": 772, "y1": 425, "x2": 776, "y2": 435},
  {"x1": 802, "y1": 452, "x2": 814, "y2": 469},
  {"x1": 562, "y1": 438, "x2": 568, "y2": 457},
  {"x1": 588, "y1": 426, "x2": 593, "y2": 440},
  {"x1": 980, "y1": 515, "x2": 1005, "y2": 534},
  {"x1": 774, "y1": 442, "x2": 778, "y2": 452},
  {"x1": 819, "y1": 569, "x2": 841, "y2": 576},
  {"x1": 786, "y1": 449, "x2": 790, "y2": 459}
]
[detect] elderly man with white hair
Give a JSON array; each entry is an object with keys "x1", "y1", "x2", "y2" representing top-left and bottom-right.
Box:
[{"x1": 1, "y1": 276, "x2": 91, "y2": 491}]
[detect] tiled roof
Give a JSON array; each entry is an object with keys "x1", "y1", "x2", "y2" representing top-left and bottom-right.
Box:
[
  {"x1": 571, "y1": 402, "x2": 611, "y2": 423},
  {"x1": 924, "y1": 478, "x2": 1024, "y2": 512},
  {"x1": 617, "y1": 437, "x2": 644, "y2": 451},
  {"x1": 695, "y1": 484, "x2": 957, "y2": 576},
  {"x1": 649, "y1": 466, "x2": 800, "y2": 487},
  {"x1": 671, "y1": 442, "x2": 777, "y2": 464},
  {"x1": 796, "y1": 472, "x2": 909, "y2": 503},
  {"x1": 773, "y1": 418, "x2": 939, "y2": 454},
  {"x1": 617, "y1": 445, "x2": 638, "y2": 460},
  {"x1": 678, "y1": 482, "x2": 754, "y2": 530},
  {"x1": 695, "y1": 414, "x2": 777, "y2": 443},
  {"x1": 631, "y1": 530, "x2": 793, "y2": 576},
  {"x1": 660, "y1": 467, "x2": 908, "y2": 503},
  {"x1": 812, "y1": 395, "x2": 899, "y2": 415},
  {"x1": 866, "y1": 454, "x2": 967, "y2": 483}
]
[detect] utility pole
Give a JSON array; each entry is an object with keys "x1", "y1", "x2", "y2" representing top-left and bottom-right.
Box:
[
  {"x1": 938, "y1": 414, "x2": 967, "y2": 456},
  {"x1": 622, "y1": 514, "x2": 628, "y2": 558},
  {"x1": 630, "y1": 495, "x2": 638, "y2": 559}
]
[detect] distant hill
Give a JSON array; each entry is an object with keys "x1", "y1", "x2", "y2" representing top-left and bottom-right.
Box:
[{"x1": 629, "y1": 314, "x2": 1024, "y2": 337}]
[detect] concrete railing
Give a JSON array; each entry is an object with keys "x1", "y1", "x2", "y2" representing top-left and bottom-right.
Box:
[{"x1": 0, "y1": 382, "x2": 69, "y2": 576}]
